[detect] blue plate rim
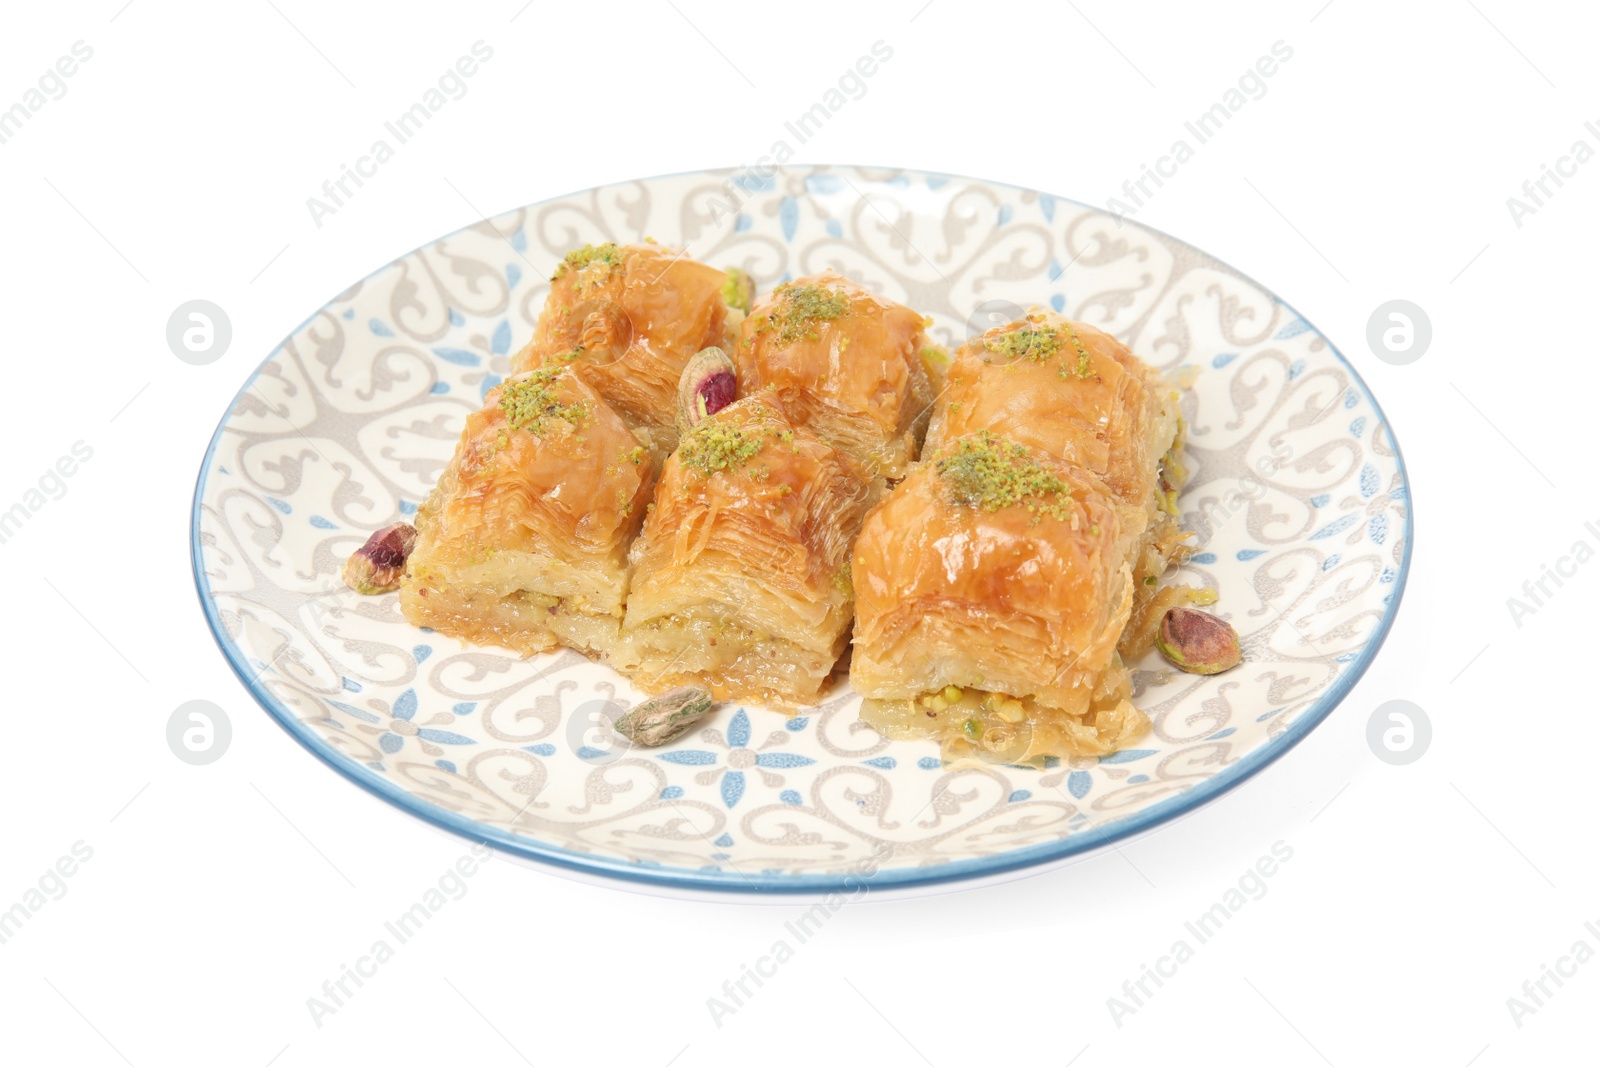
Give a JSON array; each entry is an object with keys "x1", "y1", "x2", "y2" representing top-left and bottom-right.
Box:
[{"x1": 190, "y1": 163, "x2": 1414, "y2": 897}]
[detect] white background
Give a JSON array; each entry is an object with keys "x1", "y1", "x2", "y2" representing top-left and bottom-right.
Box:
[{"x1": 0, "y1": 1, "x2": 1591, "y2": 1063}]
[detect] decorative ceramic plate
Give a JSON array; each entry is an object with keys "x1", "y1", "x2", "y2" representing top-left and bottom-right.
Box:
[{"x1": 192, "y1": 165, "x2": 1411, "y2": 899}]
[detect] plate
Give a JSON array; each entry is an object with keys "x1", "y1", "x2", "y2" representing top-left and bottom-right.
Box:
[{"x1": 192, "y1": 165, "x2": 1411, "y2": 898}]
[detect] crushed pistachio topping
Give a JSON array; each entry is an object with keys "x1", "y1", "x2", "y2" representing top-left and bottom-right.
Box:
[
  {"x1": 552, "y1": 243, "x2": 625, "y2": 281},
  {"x1": 1063, "y1": 321, "x2": 1093, "y2": 378},
  {"x1": 678, "y1": 417, "x2": 771, "y2": 478},
  {"x1": 751, "y1": 283, "x2": 851, "y2": 345},
  {"x1": 934, "y1": 431, "x2": 1076, "y2": 523},
  {"x1": 982, "y1": 320, "x2": 1095, "y2": 380},
  {"x1": 618, "y1": 445, "x2": 647, "y2": 466},
  {"x1": 983, "y1": 325, "x2": 1062, "y2": 363},
  {"x1": 498, "y1": 369, "x2": 590, "y2": 436}
]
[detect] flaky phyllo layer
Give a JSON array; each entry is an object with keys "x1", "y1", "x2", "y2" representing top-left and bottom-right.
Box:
[
  {"x1": 851, "y1": 312, "x2": 1192, "y2": 762},
  {"x1": 399, "y1": 367, "x2": 657, "y2": 658},
  {"x1": 616, "y1": 395, "x2": 873, "y2": 710}
]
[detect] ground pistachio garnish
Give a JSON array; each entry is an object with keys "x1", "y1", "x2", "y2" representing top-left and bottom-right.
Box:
[
  {"x1": 677, "y1": 415, "x2": 772, "y2": 478},
  {"x1": 498, "y1": 369, "x2": 590, "y2": 436},
  {"x1": 613, "y1": 686, "x2": 716, "y2": 747},
  {"x1": 1062, "y1": 321, "x2": 1093, "y2": 378},
  {"x1": 752, "y1": 282, "x2": 851, "y2": 345},
  {"x1": 552, "y1": 242, "x2": 625, "y2": 281},
  {"x1": 982, "y1": 320, "x2": 1095, "y2": 380},
  {"x1": 982, "y1": 324, "x2": 1062, "y2": 363},
  {"x1": 934, "y1": 431, "x2": 1076, "y2": 522}
]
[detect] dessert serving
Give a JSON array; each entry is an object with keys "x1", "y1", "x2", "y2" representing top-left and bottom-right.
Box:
[
  {"x1": 195, "y1": 165, "x2": 1409, "y2": 892},
  {"x1": 345, "y1": 242, "x2": 1236, "y2": 764}
]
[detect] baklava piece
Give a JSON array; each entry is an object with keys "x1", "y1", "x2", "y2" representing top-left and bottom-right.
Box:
[
  {"x1": 399, "y1": 367, "x2": 657, "y2": 657},
  {"x1": 617, "y1": 395, "x2": 873, "y2": 710}
]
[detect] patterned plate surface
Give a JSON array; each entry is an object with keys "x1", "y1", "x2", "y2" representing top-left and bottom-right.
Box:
[{"x1": 192, "y1": 165, "x2": 1411, "y2": 898}]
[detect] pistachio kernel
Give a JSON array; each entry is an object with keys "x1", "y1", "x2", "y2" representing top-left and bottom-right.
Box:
[
  {"x1": 676, "y1": 346, "x2": 738, "y2": 433},
  {"x1": 613, "y1": 686, "x2": 716, "y2": 747},
  {"x1": 1155, "y1": 606, "x2": 1241, "y2": 675},
  {"x1": 721, "y1": 268, "x2": 755, "y2": 314},
  {"x1": 342, "y1": 522, "x2": 418, "y2": 595}
]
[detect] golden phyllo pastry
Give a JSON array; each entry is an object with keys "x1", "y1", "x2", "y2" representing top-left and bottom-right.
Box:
[
  {"x1": 399, "y1": 367, "x2": 658, "y2": 658},
  {"x1": 511, "y1": 242, "x2": 746, "y2": 453},
  {"x1": 925, "y1": 311, "x2": 1194, "y2": 650},
  {"x1": 616, "y1": 394, "x2": 873, "y2": 710},
  {"x1": 735, "y1": 272, "x2": 936, "y2": 480},
  {"x1": 925, "y1": 310, "x2": 1181, "y2": 514},
  {"x1": 849, "y1": 431, "x2": 1149, "y2": 761}
]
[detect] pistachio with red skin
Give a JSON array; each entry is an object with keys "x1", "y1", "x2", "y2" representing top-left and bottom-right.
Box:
[
  {"x1": 1155, "y1": 606, "x2": 1241, "y2": 675},
  {"x1": 342, "y1": 522, "x2": 417, "y2": 594},
  {"x1": 676, "y1": 346, "x2": 738, "y2": 434}
]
